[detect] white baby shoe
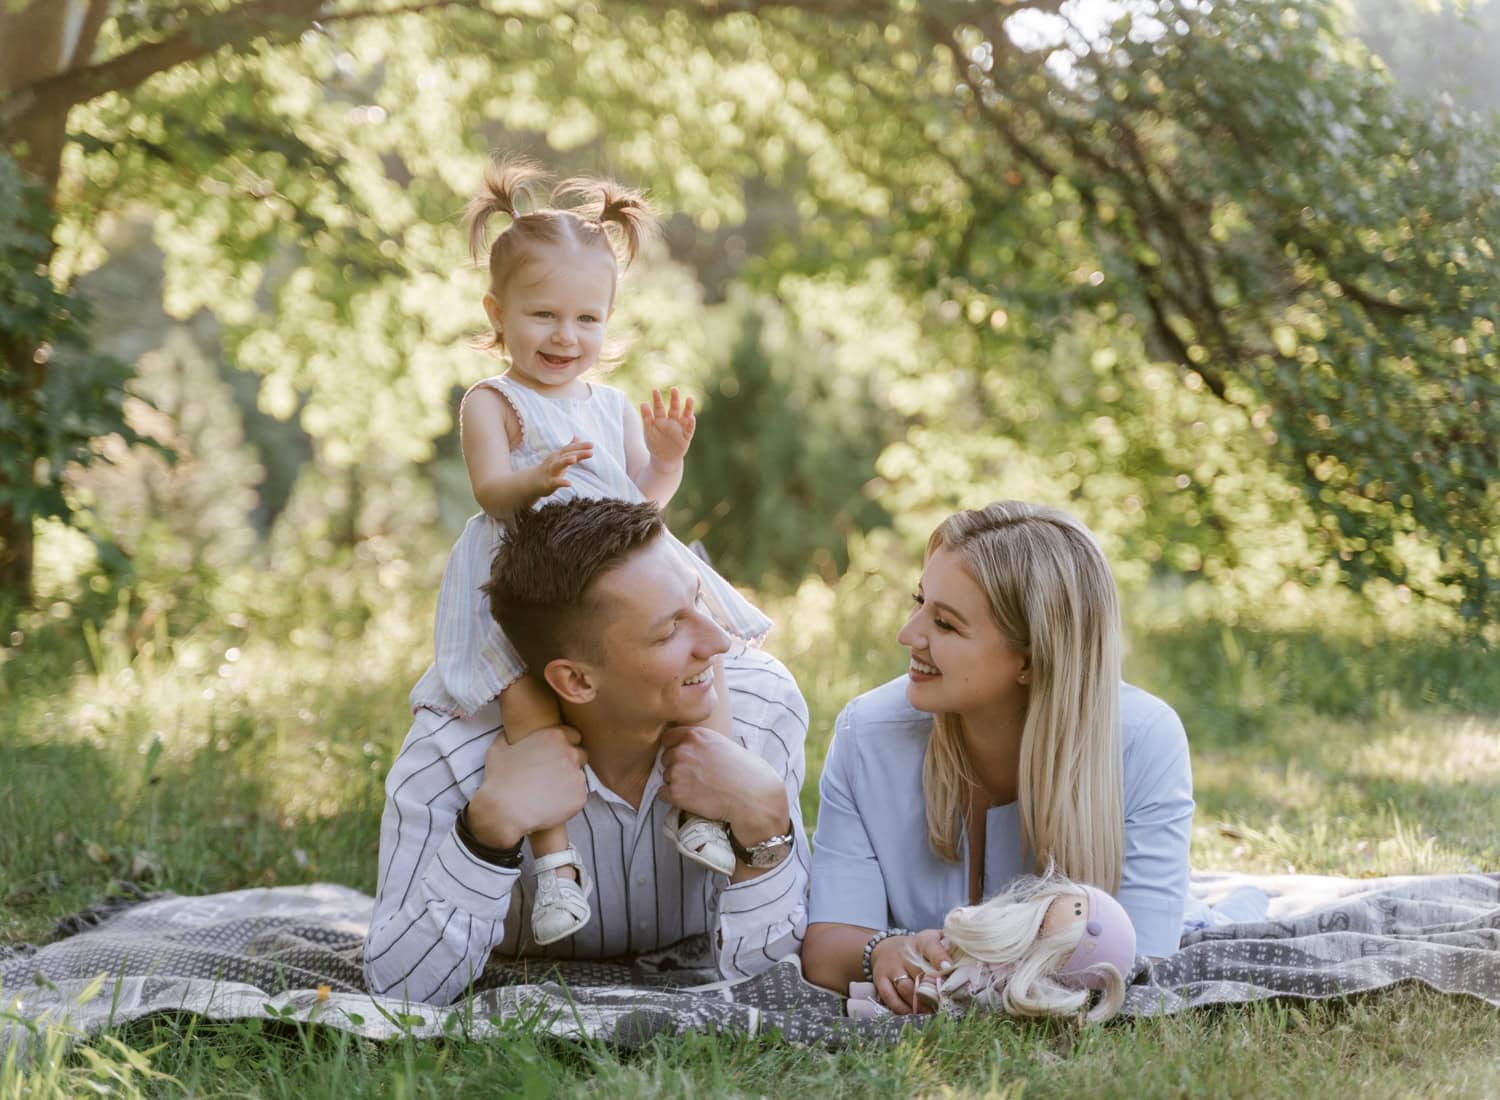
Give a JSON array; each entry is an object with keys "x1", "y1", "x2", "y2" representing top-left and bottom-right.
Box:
[
  {"x1": 661, "y1": 808, "x2": 737, "y2": 876},
  {"x1": 530, "y1": 846, "x2": 593, "y2": 945}
]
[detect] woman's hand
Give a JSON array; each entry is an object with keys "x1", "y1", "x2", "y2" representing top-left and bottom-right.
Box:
[{"x1": 869, "y1": 928, "x2": 954, "y2": 1014}]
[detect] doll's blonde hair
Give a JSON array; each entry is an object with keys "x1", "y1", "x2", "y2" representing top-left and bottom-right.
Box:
[
  {"x1": 920, "y1": 502, "x2": 1124, "y2": 892},
  {"x1": 915, "y1": 868, "x2": 1128, "y2": 1023},
  {"x1": 464, "y1": 154, "x2": 659, "y2": 353}
]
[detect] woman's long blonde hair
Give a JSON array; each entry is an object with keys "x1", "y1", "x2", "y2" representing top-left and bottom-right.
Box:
[{"x1": 920, "y1": 501, "x2": 1124, "y2": 892}]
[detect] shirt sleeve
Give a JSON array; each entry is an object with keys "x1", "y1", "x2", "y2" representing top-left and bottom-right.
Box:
[
  {"x1": 363, "y1": 722, "x2": 518, "y2": 1004},
  {"x1": 807, "y1": 700, "x2": 890, "y2": 929},
  {"x1": 1118, "y1": 705, "x2": 1195, "y2": 957},
  {"x1": 709, "y1": 657, "x2": 812, "y2": 980}
]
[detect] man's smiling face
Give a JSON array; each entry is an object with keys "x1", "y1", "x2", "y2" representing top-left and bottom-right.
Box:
[{"x1": 584, "y1": 536, "x2": 731, "y2": 730}]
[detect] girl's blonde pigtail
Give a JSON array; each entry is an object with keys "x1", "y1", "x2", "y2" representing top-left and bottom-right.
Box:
[
  {"x1": 465, "y1": 155, "x2": 551, "y2": 264},
  {"x1": 555, "y1": 176, "x2": 659, "y2": 268}
]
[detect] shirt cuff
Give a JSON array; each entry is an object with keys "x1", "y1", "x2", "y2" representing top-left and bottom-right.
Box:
[
  {"x1": 421, "y1": 827, "x2": 521, "y2": 919},
  {"x1": 717, "y1": 846, "x2": 806, "y2": 935},
  {"x1": 1117, "y1": 890, "x2": 1186, "y2": 957}
]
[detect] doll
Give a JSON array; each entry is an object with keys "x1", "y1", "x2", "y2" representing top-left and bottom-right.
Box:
[{"x1": 846, "y1": 869, "x2": 1137, "y2": 1024}]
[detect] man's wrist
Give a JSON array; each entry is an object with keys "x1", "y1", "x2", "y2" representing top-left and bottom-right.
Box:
[
  {"x1": 456, "y1": 805, "x2": 525, "y2": 868},
  {"x1": 462, "y1": 798, "x2": 524, "y2": 851},
  {"x1": 728, "y1": 814, "x2": 791, "y2": 849},
  {"x1": 726, "y1": 783, "x2": 789, "y2": 847},
  {"x1": 728, "y1": 819, "x2": 793, "y2": 869}
]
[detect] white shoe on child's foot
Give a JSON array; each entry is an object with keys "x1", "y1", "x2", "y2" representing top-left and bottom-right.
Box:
[
  {"x1": 530, "y1": 847, "x2": 593, "y2": 945},
  {"x1": 662, "y1": 808, "x2": 737, "y2": 876}
]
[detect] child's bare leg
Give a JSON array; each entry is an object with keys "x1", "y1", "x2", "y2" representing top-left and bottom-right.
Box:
[
  {"x1": 501, "y1": 673, "x2": 591, "y2": 944},
  {"x1": 702, "y1": 652, "x2": 733, "y2": 739},
  {"x1": 664, "y1": 653, "x2": 738, "y2": 875},
  {"x1": 500, "y1": 675, "x2": 574, "y2": 882}
]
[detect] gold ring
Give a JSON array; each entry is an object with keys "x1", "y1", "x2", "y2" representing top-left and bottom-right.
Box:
[{"x1": 894, "y1": 975, "x2": 913, "y2": 984}]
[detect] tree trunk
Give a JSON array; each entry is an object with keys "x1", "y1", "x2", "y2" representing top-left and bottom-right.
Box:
[
  {"x1": 0, "y1": 504, "x2": 35, "y2": 611},
  {"x1": 0, "y1": 1, "x2": 107, "y2": 606},
  {"x1": 0, "y1": 0, "x2": 339, "y2": 606},
  {"x1": 0, "y1": 100, "x2": 68, "y2": 608}
]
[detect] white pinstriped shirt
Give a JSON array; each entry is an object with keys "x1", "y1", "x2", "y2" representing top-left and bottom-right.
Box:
[{"x1": 365, "y1": 646, "x2": 811, "y2": 1004}]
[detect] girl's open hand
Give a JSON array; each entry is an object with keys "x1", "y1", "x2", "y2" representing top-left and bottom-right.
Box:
[
  {"x1": 640, "y1": 387, "x2": 696, "y2": 468},
  {"x1": 536, "y1": 437, "x2": 594, "y2": 495}
]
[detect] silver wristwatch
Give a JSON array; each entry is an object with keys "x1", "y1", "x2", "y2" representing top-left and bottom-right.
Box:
[{"x1": 729, "y1": 826, "x2": 794, "y2": 868}]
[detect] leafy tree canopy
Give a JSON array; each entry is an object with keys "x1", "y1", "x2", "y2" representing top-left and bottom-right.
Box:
[{"x1": 2, "y1": 0, "x2": 1496, "y2": 621}]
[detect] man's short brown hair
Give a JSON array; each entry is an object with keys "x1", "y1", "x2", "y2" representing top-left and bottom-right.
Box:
[{"x1": 485, "y1": 498, "x2": 665, "y2": 673}]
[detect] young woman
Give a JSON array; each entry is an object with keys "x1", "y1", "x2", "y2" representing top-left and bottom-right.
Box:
[{"x1": 801, "y1": 501, "x2": 1193, "y2": 1014}]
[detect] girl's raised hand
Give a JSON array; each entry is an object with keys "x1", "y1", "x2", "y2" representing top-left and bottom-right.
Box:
[
  {"x1": 640, "y1": 387, "x2": 696, "y2": 467},
  {"x1": 535, "y1": 436, "x2": 594, "y2": 495}
]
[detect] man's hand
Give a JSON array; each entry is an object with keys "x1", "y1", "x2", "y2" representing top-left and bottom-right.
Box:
[
  {"x1": 657, "y1": 725, "x2": 787, "y2": 846},
  {"x1": 640, "y1": 387, "x2": 696, "y2": 470},
  {"x1": 464, "y1": 725, "x2": 588, "y2": 849}
]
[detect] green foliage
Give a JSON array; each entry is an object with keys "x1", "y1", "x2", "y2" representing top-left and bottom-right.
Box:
[
  {"x1": 12, "y1": 0, "x2": 1494, "y2": 623},
  {"x1": 700, "y1": 0, "x2": 1500, "y2": 619},
  {"x1": 671, "y1": 303, "x2": 893, "y2": 586},
  {"x1": 0, "y1": 151, "x2": 143, "y2": 530},
  {"x1": 4, "y1": 6, "x2": 1498, "y2": 1091},
  {"x1": 1352, "y1": 0, "x2": 1500, "y2": 110},
  {"x1": 3, "y1": 534, "x2": 1500, "y2": 1094}
]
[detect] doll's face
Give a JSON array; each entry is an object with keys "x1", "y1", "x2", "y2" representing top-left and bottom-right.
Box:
[{"x1": 1039, "y1": 892, "x2": 1088, "y2": 940}]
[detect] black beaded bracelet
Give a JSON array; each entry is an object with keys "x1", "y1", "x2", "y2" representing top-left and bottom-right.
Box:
[
  {"x1": 862, "y1": 927, "x2": 912, "y2": 982},
  {"x1": 455, "y1": 805, "x2": 525, "y2": 869}
]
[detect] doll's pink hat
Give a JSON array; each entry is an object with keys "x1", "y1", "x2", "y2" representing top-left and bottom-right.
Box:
[{"x1": 1056, "y1": 885, "x2": 1136, "y2": 989}]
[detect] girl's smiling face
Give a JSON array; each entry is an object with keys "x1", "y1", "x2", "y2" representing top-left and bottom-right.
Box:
[
  {"x1": 486, "y1": 243, "x2": 615, "y2": 397},
  {"x1": 897, "y1": 544, "x2": 1030, "y2": 721}
]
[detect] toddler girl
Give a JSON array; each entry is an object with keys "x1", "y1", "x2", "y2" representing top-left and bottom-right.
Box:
[{"x1": 408, "y1": 156, "x2": 771, "y2": 945}]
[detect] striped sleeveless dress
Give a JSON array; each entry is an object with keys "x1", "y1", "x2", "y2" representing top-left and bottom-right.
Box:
[{"x1": 409, "y1": 374, "x2": 772, "y2": 717}]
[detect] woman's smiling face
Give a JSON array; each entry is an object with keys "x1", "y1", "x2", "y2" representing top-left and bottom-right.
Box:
[{"x1": 897, "y1": 544, "x2": 1030, "y2": 720}]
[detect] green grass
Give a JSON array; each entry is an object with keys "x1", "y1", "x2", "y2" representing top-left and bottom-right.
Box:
[
  {"x1": 2, "y1": 568, "x2": 1498, "y2": 1097},
  {"x1": 8, "y1": 988, "x2": 1497, "y2": 1099}
]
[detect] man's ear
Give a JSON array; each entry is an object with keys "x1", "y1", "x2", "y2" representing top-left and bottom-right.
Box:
[{"x1": 543, "y1": 658, "x2": 597, "y2": 706}]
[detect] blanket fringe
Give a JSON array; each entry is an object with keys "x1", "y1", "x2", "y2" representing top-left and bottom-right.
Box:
[{"x1": 51, "y1": 883, "x2": 168, "y2": 938}]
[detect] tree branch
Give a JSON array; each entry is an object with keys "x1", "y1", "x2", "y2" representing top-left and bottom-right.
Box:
[
  {"x1": 6, "y1": 0, "x2": 495, "y2": 114},
  {"x1": 1278, "y1": 227, "x2": 1421, "y2": 317},
  {"x1": 318, "y1": 0, "x2": 497, "y2": 25},
  {"x1": 11, "y1": 1, "x2": 314, "y2": 111}
]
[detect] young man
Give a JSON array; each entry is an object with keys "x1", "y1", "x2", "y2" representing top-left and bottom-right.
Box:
[{"x1": 364, "y1": 499, "x2": 809, "y2": 1004}]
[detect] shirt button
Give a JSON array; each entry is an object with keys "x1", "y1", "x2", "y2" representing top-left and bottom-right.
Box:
[{"x1": 634, "y1": 875, "x2": 647, "y2": 887}]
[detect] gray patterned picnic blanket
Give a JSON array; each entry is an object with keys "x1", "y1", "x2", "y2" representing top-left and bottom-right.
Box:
[
  {"x1": 3, "y1": 872, "x2": 1497, "y2": 1053},
  {"x1": 1123, "y1": 871, "x2": 1500, "y2": 1014}
]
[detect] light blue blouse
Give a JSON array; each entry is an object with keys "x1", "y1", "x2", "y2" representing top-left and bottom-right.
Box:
[{"x1": 808, "y1": 676, "x2": 1195, "y2": 957}]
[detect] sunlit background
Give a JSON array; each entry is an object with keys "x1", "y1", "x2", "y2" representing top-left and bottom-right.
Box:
[{"x1": 2, "y1": 0, "x2": 1497, "y2": 933}]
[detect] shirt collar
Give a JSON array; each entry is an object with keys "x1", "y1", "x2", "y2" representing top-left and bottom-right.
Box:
[{"x1": 582, "y1": 744, "x2": 667, "y2": 811}]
